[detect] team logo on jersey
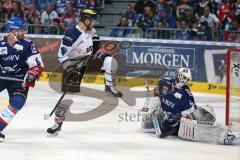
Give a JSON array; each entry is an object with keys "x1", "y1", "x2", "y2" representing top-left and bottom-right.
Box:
[
  {"x1": 2, "y1": 55, "x2": 19, "y2": 61},
  {"x1": 0, "y1": 47, "x2": 8, "y2": 55},
  {"x1": 61, "y1": 47, "x2": 67, "y2": 56},
  {"x1": 161, "y1": 97, "x2": 175, "y2": 108}
]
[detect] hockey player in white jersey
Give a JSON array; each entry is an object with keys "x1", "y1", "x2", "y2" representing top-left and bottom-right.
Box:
[
  {"x1": 47, "y1": 9, "x2": 122, "y2": 136},
  {"x1": 0, "y1": 17, "x2": 44, "y2": 142},
  {"x1": 141, "y1": 68, "x2": 240, "y2": 145}
]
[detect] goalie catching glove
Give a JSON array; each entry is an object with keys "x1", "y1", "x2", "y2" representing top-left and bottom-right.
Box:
[
  {"x1": 186, "y1": 104, "x2": 216, "y2": 122},
  {"x1": 23, "y1": 66, "x2": 43, "y2": 88}
]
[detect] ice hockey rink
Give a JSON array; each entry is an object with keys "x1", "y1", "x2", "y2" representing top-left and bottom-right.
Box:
[{"x1": 0, "y1": 82, "x2": 239, "y2": 160}]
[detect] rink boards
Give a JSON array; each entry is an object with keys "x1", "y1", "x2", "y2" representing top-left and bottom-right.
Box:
[{"x1": 39, "y1": 72, "x2": 238, "y2": 96}]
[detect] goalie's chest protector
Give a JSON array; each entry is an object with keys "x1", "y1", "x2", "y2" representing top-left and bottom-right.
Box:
[{"x1": 160, "y1": 85, "x2": 195, "y2": 115}]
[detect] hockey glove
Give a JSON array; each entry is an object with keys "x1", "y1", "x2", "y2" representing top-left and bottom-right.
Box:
[{"x1": 23, "y1": 66, "x2": 43, "y2": 88}]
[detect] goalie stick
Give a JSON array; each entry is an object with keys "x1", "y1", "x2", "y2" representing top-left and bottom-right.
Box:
[
  {"x1": 43, "y1": 55, "x2": 91, "y2": 120},
  {"x1": 152, "y1": 110, "x2": 161, "y2": 138}
]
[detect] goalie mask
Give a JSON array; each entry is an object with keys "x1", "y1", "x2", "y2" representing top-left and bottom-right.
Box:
[{"x1": 174, "y1": 68, "x2": 192, "y2": 88}]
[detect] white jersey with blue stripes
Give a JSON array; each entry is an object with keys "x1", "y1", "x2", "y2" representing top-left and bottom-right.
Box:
[{"x1": 58, "y1": 25, "x2": 95, "y2": 63}]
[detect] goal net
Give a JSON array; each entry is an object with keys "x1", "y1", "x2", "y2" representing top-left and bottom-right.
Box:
[{"x1": 226, "y1": 48, "x2": 240, "y2": 131}]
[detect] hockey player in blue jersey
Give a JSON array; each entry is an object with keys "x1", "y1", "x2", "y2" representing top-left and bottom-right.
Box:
[
  {"x1": 0, "y1": 17, "x2": 44, "y2": 142},
  {"x1": 141, "y1": 68, "x2": 240, "y2": 145}
]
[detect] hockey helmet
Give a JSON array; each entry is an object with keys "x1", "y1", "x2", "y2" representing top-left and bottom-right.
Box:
[
  {"x1": 79, "y1": 9, "x2": 97, "y2": 22},
  {"x1": 6, "y1": 16, "x2": 27, "y2": 33},
  {"x1": 174, "y1": 68, "x2": 192, "y2": 88}
]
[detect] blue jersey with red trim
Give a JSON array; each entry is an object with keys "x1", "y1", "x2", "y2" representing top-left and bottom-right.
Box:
[{"x1": 0, "y1": 38, "x2": 44, "y2": 81}]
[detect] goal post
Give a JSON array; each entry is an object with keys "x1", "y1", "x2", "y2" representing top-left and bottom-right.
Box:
[{"x1": 225, "y1": 48, "x2": 240, "y2": 130}]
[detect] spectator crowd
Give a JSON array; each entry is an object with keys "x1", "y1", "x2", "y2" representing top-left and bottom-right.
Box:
[
  {"x1": 112, "y1": 0, "x2": 240, "y2": 42},
  {"x1": 0, "y1": 0, "x2": 102, "y2": 34},
  {"x1": 0, "y1": 0, "x2": 239, "y2": 42}
]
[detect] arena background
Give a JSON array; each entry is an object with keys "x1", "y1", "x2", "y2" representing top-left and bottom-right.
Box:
[{"x1": 23, "y1": 34, "x2": 239, "y2": 96}]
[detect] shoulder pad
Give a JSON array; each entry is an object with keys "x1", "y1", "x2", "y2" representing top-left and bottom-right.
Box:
[{"x1": 62, "y1": 26, "x2": 82, "y2": 47}]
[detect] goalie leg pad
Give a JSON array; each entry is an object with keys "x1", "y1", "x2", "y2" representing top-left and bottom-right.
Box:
[{"x1": 178, "y1": 117, "x2": 227, "y2": 143}]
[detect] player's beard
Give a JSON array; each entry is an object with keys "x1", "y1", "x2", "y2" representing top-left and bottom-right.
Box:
[
  {"x1": 17, "y1": 33, "x2": 24, "y2": 40},
  {"x1": 84, "y1": 21, "x2": 92, "y2": 30},
  {"x1": 17, "y1": 28, "x2": 27, "y2": 40},
  {"x1": 84, "y1": 19, "x2": 97, "y2": 30},
  {"x1": 91, "y1": 20, "x2": 98, "y2": 28},
  {"x1": 11, "y1": 29, "x2": 25, "y2": 40}
]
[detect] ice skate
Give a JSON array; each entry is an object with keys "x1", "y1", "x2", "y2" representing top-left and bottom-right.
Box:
[
  {"x1": 105, "y1": 85, "x2": 122, "y2": 98},
  {"x1": 47, "y1": 122, "x2": 63, "y2": 136},
  {"x1": 0, "y1": 133, "x2": 5, "y2": 142},
  {"x1": 219, "y1": 130, "x2": 240, "y2": 145}
]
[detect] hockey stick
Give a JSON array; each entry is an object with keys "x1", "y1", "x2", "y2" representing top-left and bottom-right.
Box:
[
  {"x1": 43, "y1": 55, "x2": 92, "y2": 120},
  {"x1": 152, "y1": 110, "x2": 161, "y2": 138}
]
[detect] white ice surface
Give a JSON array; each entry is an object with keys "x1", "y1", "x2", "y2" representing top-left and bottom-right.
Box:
[{"x1": 0, "y1": 82, "x2": 239, "y2": 160}]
